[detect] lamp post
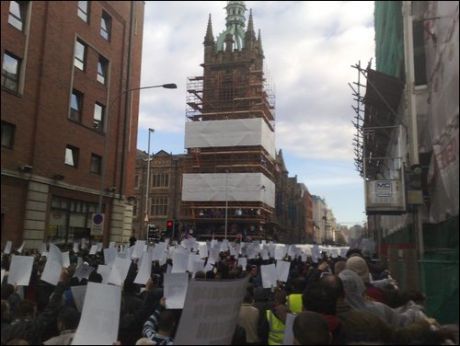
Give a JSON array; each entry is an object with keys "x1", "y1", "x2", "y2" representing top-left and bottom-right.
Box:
[
  {"x1": 144, "y1": 128, "x2": 154, "y2": 239},
  {"x1": 224, "y1": 170, "x2": 229, "y2": 240},
  {"x1": 97, "y1": 83, "x2": 177, "y2": 237}
]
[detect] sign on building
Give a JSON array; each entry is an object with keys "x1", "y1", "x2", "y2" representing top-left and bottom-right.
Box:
[
  {"x1": 90, "y1": 213, "x2": 104, "y2": 236},
  {"x1": 366, "y1": 179, "x2": 406, "y2": 214}
]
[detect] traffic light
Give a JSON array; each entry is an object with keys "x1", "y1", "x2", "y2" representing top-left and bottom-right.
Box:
[{"x1": 166, "y1": 219, "x2": 174, "y2": 236}]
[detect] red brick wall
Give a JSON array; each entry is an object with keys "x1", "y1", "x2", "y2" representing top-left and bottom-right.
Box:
[{"x1": 1, "y1": 1, "x2": 143, "y2": 242}]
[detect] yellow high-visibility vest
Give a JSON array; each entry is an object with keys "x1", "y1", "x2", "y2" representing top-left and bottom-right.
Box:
[
  {"x1": 266, "y1": 310, "x2": 285, "y2": 345},
  {"x1": 287, "y1": 293, "x2": 303, "y2": 314}
]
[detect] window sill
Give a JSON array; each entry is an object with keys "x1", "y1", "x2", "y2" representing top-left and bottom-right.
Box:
[
  {"x1": 1, "y1": 86, "x2": 22, "y2": 98},
  {"x1": 67, "y1": 118, "x2": 105, "y2": 136}
]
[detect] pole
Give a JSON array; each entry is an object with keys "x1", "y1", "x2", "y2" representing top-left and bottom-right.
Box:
[
  {"x1": 145, "y1": 128, "x2": 154, "y2": 240},
  {"x1": 224, "y1": 171, "x2": 228, "y2": 240},
  {"x1": 97, "y1": 84, "x2": 176, "y2": 237}
]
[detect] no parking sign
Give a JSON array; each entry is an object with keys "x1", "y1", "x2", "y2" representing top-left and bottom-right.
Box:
[{"x1": 91, "y1": 213, "x2": 105, "y2": 236}]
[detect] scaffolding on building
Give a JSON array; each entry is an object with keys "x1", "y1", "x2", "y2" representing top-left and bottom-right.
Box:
[
  {"x1": 350, "y1": 61, "x2": 405, "y2": 180},
  {"x1": 182, "y1": 68, "x2": 277, "y2": 239}
]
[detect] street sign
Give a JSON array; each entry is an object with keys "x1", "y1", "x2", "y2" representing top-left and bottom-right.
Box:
[{"x1": 91, "y1": 213, "x2": 105, "y2": 236}]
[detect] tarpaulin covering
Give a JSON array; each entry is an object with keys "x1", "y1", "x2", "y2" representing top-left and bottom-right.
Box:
[
  {"x1": 185, "y1": 118, "x2": 276, "y2": 159},
  {"x1": 181, "y1": 173, "x2": 275, "y2": 207}
]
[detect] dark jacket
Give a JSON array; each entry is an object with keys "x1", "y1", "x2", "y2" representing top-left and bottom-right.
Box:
[{"x1": 2, "y1": 282, "x2": 66, "y2": 345}]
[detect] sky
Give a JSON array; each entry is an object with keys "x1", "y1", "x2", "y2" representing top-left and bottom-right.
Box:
[{"x1": 137, "y1": 1, "x2": 375, "y2": 227}]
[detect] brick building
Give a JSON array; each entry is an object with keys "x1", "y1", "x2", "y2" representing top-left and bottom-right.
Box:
[
  {"x1": 132, "y1": 150, "x2": 185, "y2": 239},
  {"x1": 1, "y1": 1, "x2": 144, "y2": 249}
]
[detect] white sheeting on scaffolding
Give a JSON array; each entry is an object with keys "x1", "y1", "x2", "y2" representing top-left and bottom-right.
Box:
[
  {"x1": 182, "y1": 173, "x2": 275, "y2": 208},
  {"x1": 185, "y1": 118, "x2": 276, "y2": 159}
]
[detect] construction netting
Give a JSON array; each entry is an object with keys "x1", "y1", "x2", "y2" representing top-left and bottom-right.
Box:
[
  {"x1": 184, "y1": 118, "x2": 276, "y2": 159},
  {"x1": 182, "y1": 173, "x2": 276, "y2": 207}
]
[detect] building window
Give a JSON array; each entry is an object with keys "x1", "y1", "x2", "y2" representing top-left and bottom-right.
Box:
[
  {"x1": 135, "y1": 175, "x2": 140, "y2": 189},
  {"x1": 70, "y1": 90, "x2": 83, "y2": 122},
  {"x1": 74, "y1": 39, "x2": 86, "y2": 70},
  {"x1": 152, "y1": 172, "x2": 169, "y2": 188},
  {"x1": 2, "y1": 52, "x2": 21, "y2": 93},
  {"x1": 65, "y1": 145, "x2": 79, "y2": 167},
  {"x1": 1, "y1": 121, "x2": 16, "y2": 149},
  {"x1": 8, "y1": 1, "x2": 27, "y2": 31},
  {"x1": 100, "y1": 11, "x2": 111, "y2": 41},
  {"x1": 93, "y1": 103, "x2": 105, "y2": 130},
  {"x1": 49, "y1": 196, "x2": 99, "y2": 243},
  {"x1": 151, "y1": 196, "x2": 168, "y2": 216},
  {"x1": 77, "y1": 1, "x2": 89, "y2": 22},
  {"x1": 90, "y1": 153, "x2": 102, "y2": 174},
  {"x1": 97, "y1": 56, "x2": 107, "y2": 84}
]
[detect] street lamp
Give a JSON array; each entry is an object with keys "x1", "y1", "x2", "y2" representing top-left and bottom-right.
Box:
[
  {"x1": 97, "y1": 83, "x2": 177, "y2": 236},
  {"x1": 144, "y1": 128, "x2": 154, "y2": 239},
  {"x1": 224, "y1": 170, "x2": 229, "y2": 240}
]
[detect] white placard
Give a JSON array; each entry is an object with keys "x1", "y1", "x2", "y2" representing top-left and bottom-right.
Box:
[
  {"x1": 187, "y1": 254, "x2": 201, "y2": 273},
  {"x1": 103, "y1": 248, "x2": 117, "y2": 266},
  {"x1": 237, "y1": 257, "x2": 247, "y2": 269},
  {"x1": 175, "y1": 277, "x2": 249, "y2": 345},
  {"x1": 209, "y1": 248, "x2": 220, "y2": 263},
  {"x1": 275, "y1": 245, "x2": 287, "y2": 260},
  {"x1": 132, "y1": 240, "x2": 146, "y2": 259},
  {"x1": 282, "y1": 313, "x2": 296, "y2": 345},
  {"x1": 73, "y1": 263, "x2": 94, "y2": 281},
  {"x1": 152, "y1": 243, "x2": 166, "y2": 262},
  {"x1": 89, "y1": 245, "x2": 97, "y2": 255},
  {"x1": 107, "y1": 257, "x2": 131, "y2": 286},
  {"x1": 164, "y1": 273, "x2": 189, "y2": 309},
  {"x1": 72, "y1": 283, "x2": 121, "y2": 345},
  {"x1": 1, "y1": 269, "x2": 5, "y2": 284},
  {"x1": 172, "y1": 252, "x2": 188, "y2": 273},
  {"x1": 41, "y1": 259, "x2": 62, "y2": 286},
  {"x1": 96, "y1": 242, "x2": 103, "y2": 253},
  {"x1": 8, "y1": 255, "x2": 34, "y2": 286},
  {"x1": 73, "y1": 243, "x2": 79, "y2": 253},
  {"x1": 62, "y1": 252, "x2": 70, "y2": 268},
  {"x1": 276, "y1": 260, "x2": 291, "y2": 283},
  {"x1": 17, "y1": 242, "x2": 25, "y2": 254},
  {"x1": 287, "y1": 245, "x2": 296, "y2": 258},
  {"x1": 198, "y1": 243, "x2": 208, "y2": 259},
  {"x1": 261, "y1": 264, "x2": 277, "y2": 289},
  {"x1": 97, "y1": 265, "x2": 111, "y2": 284},
  {"x1": 261, "y1": 249, "x2": 269, "y2": 261},
  {"x1": 71, "y1": 285, "x2": 87, "y2": 312},
  {"x1": 4, "y1": 241, "x2": 12, "y2": 254},
  {"x1": 134, "y1": 251, "x2": 152, "y2": 285},
  {"x1": 41, "y1": 243, "x2": 47, "y2": 255}
]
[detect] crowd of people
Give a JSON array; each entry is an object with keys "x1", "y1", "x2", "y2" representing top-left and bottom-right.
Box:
[{"x1": 1, "y1": 241, "x2": 458, "y2": 345}]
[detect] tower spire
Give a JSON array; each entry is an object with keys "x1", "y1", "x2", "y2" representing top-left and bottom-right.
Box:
[
  {"x1": 257, "y1": 29, "x2": 264, "y2": 55},
  {"x1": 246, "y1": 9, "x2": 255, "y2": 38},
  {"x1": 204, "y1": 14, "x2": 214, "y2": 46},
  {"x1": 216, "y1": 1, "x2": 247, "y2": 51}
]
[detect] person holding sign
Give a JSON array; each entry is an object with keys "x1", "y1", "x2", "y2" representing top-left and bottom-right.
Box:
[
  {"x1": 1, "y1": 268, "x2": 71, "y2": 345},
  {"x1": 261, "y1": 289, "x2": 289, "y2": 345},
  {"x1": 142, "y1": 297, "x2": 177, "y2": 345}
]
